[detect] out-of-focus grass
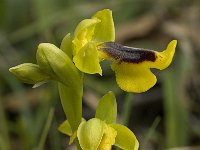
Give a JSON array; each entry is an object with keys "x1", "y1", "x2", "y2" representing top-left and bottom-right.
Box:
[
  {"x1": 163, "y1": 51, "x2": 189, "y2": 148},
  {"x1": 37, "y1": 107, "x2": 54, "y2": 150},
  {"x1": 141, "y1": 117, "x2": 161, "y2": 150},
  {"x1": 0, "y1": 94, "x2": 10, "y2": 150}
]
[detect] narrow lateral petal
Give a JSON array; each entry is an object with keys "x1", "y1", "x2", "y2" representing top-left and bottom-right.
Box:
[
  {"x1": 111, "y1": 62, "x2": 157, "y2": 93},
  {"x1": 74, "y1": 18, "x2": 100, "y2": 38},
  {"x1": 110, "y1": 124, "x2": 139, "y2": 150},
  {"x1": 73, "y1": 18, "x2": 100, "y2": 55},
  {"x1": 73, "y1": 42, "x2": 102, "y2": 75}
]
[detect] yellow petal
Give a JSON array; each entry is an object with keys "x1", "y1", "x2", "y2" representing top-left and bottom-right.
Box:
[
  {"x1": 111, "y1": 62, "x2": 157, "y2": 93},
  {"x1": 97, "y1": 124, "x2": 117, "y2": 150},
  {"x1": 150, "y1": 40, "x2": 177, "y2": 70},
  {"x1": 73, "y1": 42, "x2": 102, "y2": 75},
  {"x1": 74, "y1": 18, "x2": 100, "y2": 39},
  {"x1": 73, "y1": 18, "x2": 100, "y2": 55}
]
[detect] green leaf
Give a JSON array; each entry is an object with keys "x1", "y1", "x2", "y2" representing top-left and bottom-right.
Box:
[
  {"x1": 92, "y1": 9, "x2": 115, "y2": 42},
  {"x1": 9, "y1": 63, "x2": 50, "y2": 84},
  {"x1": 58, "y1": 120, "x2": 73, "y2": 136},
  {"x1": 60, "y1": 33, "x2": 73, "y2": 60},
  {"x1": 73, "y1": 42, "x2": 102, "y2": 75},
  {"x1": 95, "y1": 91, "x2": 117, "y2": 124},
  {"x1": 110, "y1": 124, "x2": 139, "y2": 150},
  {"x1": 77, "y1": 118, "x2": 104, "y2": 150}
]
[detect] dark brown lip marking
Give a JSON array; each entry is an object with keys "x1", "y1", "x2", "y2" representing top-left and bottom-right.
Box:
[{"x1": 99, "y1": 42, "x2": 157, "y2": 63}]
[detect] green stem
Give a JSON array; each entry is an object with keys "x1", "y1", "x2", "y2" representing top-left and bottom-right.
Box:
[
  {"x1": 37, "y1": 107, "x2": 54, "y2": 150},
  {"x1": 122, "y1": 93, "x2": 133, "y2": 126},
  {"x1": 140, "y1": 117, "x2": 161, "y2": 150}
]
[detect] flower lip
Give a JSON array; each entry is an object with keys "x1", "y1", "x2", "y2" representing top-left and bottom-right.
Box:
[{"x1": 99, "y1": 42, "x2": 157, "y2": 63}]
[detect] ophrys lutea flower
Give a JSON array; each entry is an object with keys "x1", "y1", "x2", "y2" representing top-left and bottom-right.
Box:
[
  {"x1": 59, "y1": 92, "x2": 139, "y2": 150},
  {"x1": 70, "y1": 9, "x2": 177, "y2": 93},
  {"x1": 99, "y1": 40, "x2": 177, "y2": 92}
]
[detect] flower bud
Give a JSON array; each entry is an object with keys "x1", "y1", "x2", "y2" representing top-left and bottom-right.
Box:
[
  {"x1": 9, "y1": 63, "x2": 50, "y2": 84},
  {"x1": 36, "y1": 43, "x2": 81, "y2": 86}
]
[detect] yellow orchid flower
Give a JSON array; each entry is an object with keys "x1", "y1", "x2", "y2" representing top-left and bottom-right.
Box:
[
  {"x1": 72, "y1": 9, "x2": 115, "y2": 75},
  {"x1": 99, "y1": 40, "x2": 177, "y2": 92},
  {"x1": 67, "y1": 9, "x2": 177, "y2": 93},
  {"x1": 59, "y1": 92, "x2": 139, "y2": 150}
]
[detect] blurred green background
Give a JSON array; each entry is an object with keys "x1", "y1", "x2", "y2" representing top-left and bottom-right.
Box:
[{"x1": 0, "y1": 0, "x2": 200, "y2": 149}]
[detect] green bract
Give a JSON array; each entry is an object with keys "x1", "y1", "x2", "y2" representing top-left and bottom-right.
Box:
[
  {"x1": 37, "y1": 43, "x2": 81, "y2": 86},
  {"x1": 37, "y1": 43, "x2": 83, "y2": 131}
]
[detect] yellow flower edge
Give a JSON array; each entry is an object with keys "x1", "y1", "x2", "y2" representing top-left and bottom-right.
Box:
[
  {"x1": 112, "y1": 62, "x2": 157, "y2": 93},
  {"x1": 110, "y1": 124, "x2": 139, "y2": 150}
]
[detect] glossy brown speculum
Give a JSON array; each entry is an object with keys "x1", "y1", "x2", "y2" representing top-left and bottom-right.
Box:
[{"x1": 100, "y1": 42, "x2": 156, "y2": 63}]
